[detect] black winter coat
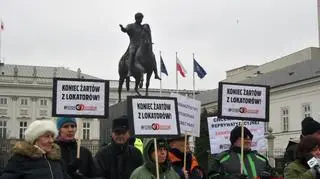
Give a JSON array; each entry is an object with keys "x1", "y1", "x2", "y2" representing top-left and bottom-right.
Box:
[
  {"x1": 0, "y1": 141, "x2": 70, "y2": 179},
  {"x1": 95, "y1": 140, "x2": 143, "y2": 179},
  {"x1": 284, "y1": 142, "x2": 298, "y2": 167},
  {"x1": 56, "y1": 140, "x2": 100, "y2": 179}
]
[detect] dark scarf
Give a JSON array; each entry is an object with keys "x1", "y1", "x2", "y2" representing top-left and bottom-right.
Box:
[
  {"x1": 230, "y1": 146, "x2": 252, "y2": 154},
  {"x1": 111, "y1": 139, "x2": 129, "y2": 154},
  {"x1": 55, "y1": 137, "x2": 77, "y2": 166},
  {"x1": 170, "y1": 148, "x2": 193, "y2": 171},
  {"x1": 56, "y1": 135, "x2": 76, "y2": 143}
]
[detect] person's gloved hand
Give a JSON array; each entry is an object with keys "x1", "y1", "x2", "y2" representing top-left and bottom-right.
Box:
[
  {"x1": 192, "y1": 168, "x2": 204, "y2": 178},
  {"x1": 182, "y1": 169, "x2": 189, "y2": 179},
  {"x1": 229, "y1": 174, "x2": 248, "y2": 179},
  {"x1": 238, "y1": 174, "x2": 248, "y2": 179},
  {"x1": 68, "y1": 158, "x2": 81, "y2": 173},
  {"x1": 72, "y1": 170, "x2": 85, "y2": 179},
  {"x1": 259, "y1": 171, "x2": 271, "y2": 179}
]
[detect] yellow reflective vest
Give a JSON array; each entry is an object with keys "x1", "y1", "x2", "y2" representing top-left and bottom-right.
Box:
[{"x1": 134, "y1": 138, "x2": 143, "y2": 154}]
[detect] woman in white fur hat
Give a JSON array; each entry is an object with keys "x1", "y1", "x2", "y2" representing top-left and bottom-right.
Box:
[{"x1": 0, "y1": 120, "x2": 70, "y2": 179}]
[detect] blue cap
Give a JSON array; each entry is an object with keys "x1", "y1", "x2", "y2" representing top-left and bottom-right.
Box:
[{"x1": 56, "y1": 117, "x2": 77, "y2": 130}]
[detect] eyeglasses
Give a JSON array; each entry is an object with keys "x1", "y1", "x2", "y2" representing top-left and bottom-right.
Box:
[
  {"x1": 113, "y1": 130, "x2": 127, "y2": 135},
  {"x1": 62, "y1": 124, "x2": 76, "y2": 128}
]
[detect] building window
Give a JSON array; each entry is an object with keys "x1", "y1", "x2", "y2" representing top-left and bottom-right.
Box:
[
  {"x1": 83, "y1": 122, "x2": 90, "y2": 140},
  {"x1": 0, "y1": 108, "x2": 8, "y2": 116},
  {"x1": 40, "y1": 99, "x2": 47, "y2": 106},
  {"x1": 0, "y1": 98, "x2": 7, "y2": 105},
  {"x1": 20, "y1": 99, "x2": 28, "y2": 105},
  {"x1": 20, "y1": 109, "x2": 28, "y2": 116},
  {"x1": 0, "y1": 120, "x2": 7, "y2": 138},
  {"x1": 19, "y1": 121, "x2": 28, "y2": 139},
  {"x1": 281, "y1": 107, "x2": 289, "y2": 132},
  {"x1": 39, "y1": 110, "x2": 47, "y2": 117},
  {"x1": 302, "y1": 104, "x2": 311, "y2": 118}
]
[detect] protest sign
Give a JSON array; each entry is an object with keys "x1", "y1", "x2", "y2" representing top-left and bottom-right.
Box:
[
  {"x1": 52, "y1": 78, "x2": 109, "y2": 118},
  {"x1": 127, "y1": 96, "x2": 180, "y2": 137},
  {"x1": 207, "y1": 116, "x2": 266, "y2": 154},
  {"x1": 170, "y1": 93, "x2": 201, "y2": 137},
  {"x1": 218, "y1": 82, "x2": 270, "y2": 121}
]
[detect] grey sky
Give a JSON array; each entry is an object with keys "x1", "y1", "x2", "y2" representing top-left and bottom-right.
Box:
[{"x1": 0, "y1": 0, "x2": 318, "y2": 90}]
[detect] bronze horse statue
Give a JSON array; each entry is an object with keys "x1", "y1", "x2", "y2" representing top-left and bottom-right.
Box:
[{"x1": 118, "y1": 24, "x2": 158, "y2": 102}]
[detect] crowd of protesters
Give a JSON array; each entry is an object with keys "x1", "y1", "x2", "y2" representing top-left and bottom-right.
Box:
[
  {"x1": 0, "y1": 115, "x2": 205, "y2": 179},
  {"x1": 2, "y1": 115, "x2": 320, "y2": 178}
]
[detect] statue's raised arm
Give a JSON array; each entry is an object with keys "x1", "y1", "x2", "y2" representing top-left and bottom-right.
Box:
[{"x1": 119, "y1": 24, "x2": 126, "y2": 33}]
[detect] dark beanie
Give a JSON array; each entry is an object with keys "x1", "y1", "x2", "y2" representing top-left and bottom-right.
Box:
[
  {"x1": 301, "y1": 117, "x2": 320, "y2": 136},
  {"x1": 167, "y1": 135, "x2": 185, "y2": 143},
  {"x1": 230, "y1": 126, "x2": 253, "y2": 145}
]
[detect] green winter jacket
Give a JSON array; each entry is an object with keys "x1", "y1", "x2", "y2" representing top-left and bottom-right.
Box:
[
  {"x1": 284, "y1": 160, "x2": 316, "y2": 179},
  {"x1": 130, "y1": 138, "x2": 179, "y2": 179},
  {"x1": 208, "y1": 146, "x2": 272, "y2": 179}
]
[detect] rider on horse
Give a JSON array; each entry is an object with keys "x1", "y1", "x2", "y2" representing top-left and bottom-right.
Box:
[{"x1": 119, "y1": 12, "x2": 161, "y2": 80}]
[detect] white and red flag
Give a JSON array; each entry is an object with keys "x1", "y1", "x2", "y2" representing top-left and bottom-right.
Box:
[{"x1": 176, "y1": 57, "x2": 187, "y2": 77}]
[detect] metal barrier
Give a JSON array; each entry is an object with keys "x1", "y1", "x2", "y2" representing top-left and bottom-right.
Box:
[{"x1": 0, "y1": 138, "x2": 11, "y2": 174}]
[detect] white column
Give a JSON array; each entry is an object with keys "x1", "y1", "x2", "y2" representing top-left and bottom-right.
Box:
[
  {"x1": 92, "y1": 119, "x2": 100, "y2": 140},
  {"x1": 31, "y1": 97, "x2": 37, "y2": 121},
  {"x1": 10, "y1": 96, "x2": 18, "y2": 139}
]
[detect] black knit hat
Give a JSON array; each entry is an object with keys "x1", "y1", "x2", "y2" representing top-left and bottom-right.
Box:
[
  {"x1": 230, "y1": 126, "x2": 253, "y2": 145},
  {"x1": 301, "y1": 117, "x2": 320, "y2": 136},
  {"x1": 167, "y1": 135, "x2": 186, "y2": 143},
  {"x1": 112, "y1": 115, "x2": 129, "y2": 133}
]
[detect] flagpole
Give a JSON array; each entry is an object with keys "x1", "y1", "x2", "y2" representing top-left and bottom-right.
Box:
[
  {"x1": 192, "y1": 53, "x2": 195, "y2": 99},
  {"x1": 191, "y1": 53, "x2": 196, "y2": 152},
  {"x1": 176, "y1": 52, "x2": 178, "y2": 90},
  {"x1": 318, "y1": 0, "x2": 320, "y2": 47},
  {"x1": 160, "y1": 51, "x2": 162, "y2": 97},
  {"x1": 0, "y1": 17, "x2": 3, "y2": 63}
]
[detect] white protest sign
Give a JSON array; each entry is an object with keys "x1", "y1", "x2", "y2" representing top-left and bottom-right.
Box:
[
  {"x1": 128, "y1": 96, "x2": 180, "y2": 137},
  {"x1": 207, "y1": 116, "x2": 266, "y2": 154},
  {"x1": 52, "y1": 78, "x2": 109, "y2": 118},
  {"x1": 218, "y1": 82, "x2": 270, "y2": 121},
  {"x1": 170, "y1": 93, "x2": 201, "y2": 137}
]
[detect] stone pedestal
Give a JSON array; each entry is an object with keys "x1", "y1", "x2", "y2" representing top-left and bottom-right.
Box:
[{"x1": 100, "y1": 100, "x2": 128, "y2": 145}]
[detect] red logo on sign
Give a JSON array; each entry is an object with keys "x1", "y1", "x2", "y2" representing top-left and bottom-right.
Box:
[
  {"x1": 239, "y1": 107, "x2": 247, "y2": 113},
  {"x1": 76, "y1": 104, "x2": 85, "y2": 111},
  {"x1": 152, "y1": 123, "x2": 160, "y2": 130}
]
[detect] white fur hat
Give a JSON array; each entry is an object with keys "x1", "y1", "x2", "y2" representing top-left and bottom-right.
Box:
[{"x1": 25, "y1": 120, "x2": 58, "y2": 144}]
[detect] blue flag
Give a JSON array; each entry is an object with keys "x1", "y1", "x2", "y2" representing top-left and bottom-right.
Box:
[
  {"x1": 194, "y1": 59, "x2": 207, "y2": 79},
  {"x1": 160, "y1": 56, "x2": 168, "y2": 76}
]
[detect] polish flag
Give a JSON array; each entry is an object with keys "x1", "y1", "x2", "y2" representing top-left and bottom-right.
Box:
[{"x1": 176, "y1": 57, "x2": 187, "y2": 77}]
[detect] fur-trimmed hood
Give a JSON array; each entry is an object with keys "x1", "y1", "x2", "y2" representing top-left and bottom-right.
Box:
[{"x1": 12, "y1": 141, "x2": 61, "y2": 160}]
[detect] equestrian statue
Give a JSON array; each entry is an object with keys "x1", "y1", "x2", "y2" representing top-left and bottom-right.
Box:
[{"x1": 118, "y1": 12, "x2": 161, "y2": 102}]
